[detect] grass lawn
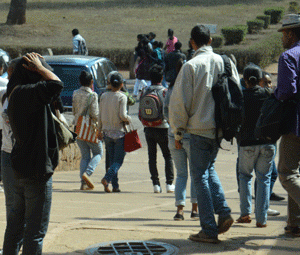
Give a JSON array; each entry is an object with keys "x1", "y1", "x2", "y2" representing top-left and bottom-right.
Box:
[{"x1": 0, "y1": 0, "x2": 292, "y2": 53}]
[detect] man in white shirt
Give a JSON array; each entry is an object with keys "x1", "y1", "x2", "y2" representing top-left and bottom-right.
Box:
[
  {"x1": 72, "y1": 28, "x2": 88, "y2": 55},
  {"x1": 169, "y1": 25, "x2": 239, "y2": 244}
]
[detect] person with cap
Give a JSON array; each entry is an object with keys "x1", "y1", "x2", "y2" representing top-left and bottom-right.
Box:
[
  {"x1": 169, "y1": 25, "x2": 238, "y2": 244},
  {"x1": 98, "y1": 71, "x2": 131, "y2": 193},
  {"x1": 2, "y1": 52, "x2": 63, "y2": 254},
  {"x1": 275, "y1": 13, "x2": 300, "y2": 237}
]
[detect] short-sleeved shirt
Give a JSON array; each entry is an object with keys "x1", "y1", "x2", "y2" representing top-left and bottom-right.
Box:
[{"x1": 165, "y1": 37, "x2": 178, "y2": 54}]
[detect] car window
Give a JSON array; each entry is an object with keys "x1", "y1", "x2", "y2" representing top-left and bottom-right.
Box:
[
  {"x1": 50, "y1": 65, "x2": 83, "y2": 107},
  {"x1": 93, "y1": 62, "x2": 106, "y2": 88}
]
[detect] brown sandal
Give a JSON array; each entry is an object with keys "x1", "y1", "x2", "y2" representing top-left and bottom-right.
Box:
[{"x1": 236, "y1": 215, "x2": 251, "y2": 223}]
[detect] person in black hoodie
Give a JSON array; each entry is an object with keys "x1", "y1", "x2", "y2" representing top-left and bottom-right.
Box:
[
  {"x1": 236, "y1": 64, "x2": 275, "y2": 228},
  {"x1": 3, "y1": 53, "x2": 63, "y2": 255}
]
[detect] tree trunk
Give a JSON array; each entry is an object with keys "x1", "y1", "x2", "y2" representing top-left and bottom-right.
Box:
[{"x1": 6, "y1": 0, "x2": 27, "y2": 25}]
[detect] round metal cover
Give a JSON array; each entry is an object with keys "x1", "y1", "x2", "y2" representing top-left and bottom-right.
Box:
[{"x1": 85, "y1": 240, "x2": 179, "y2": 255}]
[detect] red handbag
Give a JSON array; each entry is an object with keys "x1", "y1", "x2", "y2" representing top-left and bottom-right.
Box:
[{"x1": 124, "y1": 123, "x2": 142, "y2": 153}]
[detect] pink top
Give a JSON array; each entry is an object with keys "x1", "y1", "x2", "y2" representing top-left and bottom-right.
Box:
[{"x1": 165, "y1": 36, "x2": 178, "y2": 54}]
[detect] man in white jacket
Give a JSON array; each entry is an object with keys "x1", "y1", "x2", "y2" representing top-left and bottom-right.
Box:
[{"x1": 169, "y1": 25, "x2": 240, "y2": 244}]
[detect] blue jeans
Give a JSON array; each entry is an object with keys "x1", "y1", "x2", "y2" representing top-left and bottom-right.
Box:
[
  {"x1": 169, "y1": 136, "x2": 197, "y2": 207},
  {"x1": 77, "y1": 139, "x2": 103, "y2": 182},
  {"x1": 1, "y1": 151, "x2": 16, "y2": 220},
  {"x1": 103, "y1": 136, "x2": 126, "y2": 189},
  {"x1": 190, "y1": 135, "x2": 231, "y2": 238},
  {"x1": 238, "y1": 144, "x2": 275, "y2": 225},
  {"x1": 3, "y1": 177, "x2": 53, "y2": 255}
]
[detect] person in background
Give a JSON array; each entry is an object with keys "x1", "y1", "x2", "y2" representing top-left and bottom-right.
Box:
[
  {"x1": 3, "y1": 52, "x2": 63, "y2": 254},
  {"x1": 187, "y1": 41, "x2": 195, "y2": 61},
  {"x1": 99, "y1": 72, "x2": 131, "y2": 193},
  {"x1": 164, "y1": 29, "x2": 178, "y2": 54},
  {"x1": 72, "y1": 28, "x2": 88, "y2": 55},
  {"x1": 72, "y1": 71, "x2": 103, "y2": 190},
  {"x1": 148, "y1": 32, "x2": 156, "y2": 45}
]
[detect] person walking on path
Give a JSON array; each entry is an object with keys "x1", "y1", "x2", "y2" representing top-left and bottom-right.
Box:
[
  {"x1": 72, "y1": 71, "x2": 103, "y2": 191},
  {"x1": 164, "y1": 58, "x2": 198, "y2": 220},
  {"x1": 140, "y1": 64, "x2": 174, "y2": 194},
  {"x1": 274, "y1": 14, "x2": 300, "y2": 237},
  {"x1": 169, "y1": 25, "x2": 237, "y2": 244},
  {"x1": 236, "y1": 64, "x2": 275, "y2": 228},
  {"x1": 99, "y1": 72, "x2": 131, "y2": 193},
  {"x1": 3, "y1": 52, "x2": 63, "y2": 254}
]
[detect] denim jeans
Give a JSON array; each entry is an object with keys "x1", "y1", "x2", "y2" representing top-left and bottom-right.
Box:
[
  {"x1": 169, "y1": 136, "x2": 197, "y2": 207},
  {"x1": 238, "y1": 144, "x2": 275, "y2": 225},
  {"x1": 1, "y1": 151, "x2": 16, "y2": 220},
  {"x1": 190, "y1": 134, "x2": 231, "y2": 238},
  {"x1": 103, "y1": 136, "x2": 126, "y2": 189},
  {"x1": 3, "y1": 177, "x2": 53, "y2": 255},
  {"x1": 76, "y1": 139, "x2": 103, "y2": 182},
  {"x1": 144, "y1": 127, "x2": 174, "y2": 186}
]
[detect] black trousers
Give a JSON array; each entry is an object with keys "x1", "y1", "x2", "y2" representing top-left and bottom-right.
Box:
[{"x1": 144, "y1": 127, "x2": 174, "y2": 185}]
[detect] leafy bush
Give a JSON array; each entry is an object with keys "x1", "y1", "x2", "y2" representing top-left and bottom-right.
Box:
[
  {"x1": 211, "y1": 35, "x2": 223, "y2": 48},
  {"x1": 264, "y1": 7, "x2": 285, "y2": 24},
  {"x1": 247, "y1": 19, "x2": 264, "y2": 34},
  {"x1": 288, "y1": 1, "x2": 299, "y2": 14},
  {"x1": 256, "y1": 15, "x2": 271, "y2": 29},
  {"x1": 221, "y1": 25, "x2": 247, "y2": 45}
]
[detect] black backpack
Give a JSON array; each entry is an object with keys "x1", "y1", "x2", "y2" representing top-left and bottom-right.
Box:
[{"x1": 212, "y1": 55, "x2": 243, "y2": 144}]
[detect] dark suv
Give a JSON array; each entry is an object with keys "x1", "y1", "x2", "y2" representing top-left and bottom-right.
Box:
[{"x1": 44, "y1": 55, "x2": 117, "y2": 109}]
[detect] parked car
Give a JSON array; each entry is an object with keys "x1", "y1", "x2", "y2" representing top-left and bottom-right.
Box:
[{"x1": 44, "y1": 55, "x2": 117, "y2": 109}]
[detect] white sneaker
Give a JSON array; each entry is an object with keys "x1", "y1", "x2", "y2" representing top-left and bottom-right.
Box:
[
  {"x1": 153, "y1": 185, "x2": 162, "y2": 193},
  {"x1": 166, "y1": 184, "x2": 175, "y2": 193},
  {"x1": 0, "y1": 186, "x2": 4, "y2": 193},
  {"x1": 267, "y1": 208, "x2": 280, "y2": 216}
]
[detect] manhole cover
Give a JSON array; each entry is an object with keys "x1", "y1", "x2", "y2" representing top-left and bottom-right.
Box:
[{"x1": 85, "y1": 240, "x2": 179, "y2": 255}]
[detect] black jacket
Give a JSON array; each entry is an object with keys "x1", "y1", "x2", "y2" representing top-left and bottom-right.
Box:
[
  {"x1": 8, "y1": 80, "x2": 63, "y2": 181},
  {"x1": 164, "y1": 50, "x2": 186, "y2": 84},
  {"x1": 238, "y1": 85, "x2": 272, "y2": 146}
]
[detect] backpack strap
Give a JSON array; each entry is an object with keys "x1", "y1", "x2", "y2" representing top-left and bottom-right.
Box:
[{"x1": 220, "y1": 55, "x2": 232, "y2": 77}]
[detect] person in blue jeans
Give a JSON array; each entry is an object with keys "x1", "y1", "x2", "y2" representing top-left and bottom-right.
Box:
[
  {"x1": 163, "y1": 58, "x2": 198, "y2": 220},
  {"x1": 99, "y1": 72, "x2": 131, "y2": 193},
  {"x1": 73, "y1": 71, "x2": 103, "y2": 190},
  {"x1": 3, "y1": 53, "x2": 63, "y2": 254},
  {"x1": 236, "y1": 64, "x2": 275, "y2": 228},
  {"x1": 169, "y1": 25, "x2": 237, "y2": 243}
]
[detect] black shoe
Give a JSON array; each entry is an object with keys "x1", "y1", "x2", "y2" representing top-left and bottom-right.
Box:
[
  {"x1": 285, "y1": 226, "x2": 300, "y2": 237},
  {"x1": 112, "y1": 188, "x2": 121, "y2": 192},
  {"x1": 190, "y1": 211, "x2": 199, "y2": 220},
  {"x1": 270, "y1": 193, "x2": 285, "y2": 201},
  {"x1": 173, "y1": 213, "x2": 184, "y2": 221},
  {"x1": 218, "y1": 214, "x2": 234, "y2": 234}
]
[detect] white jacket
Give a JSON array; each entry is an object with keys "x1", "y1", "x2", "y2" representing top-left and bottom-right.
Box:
[{"x1": 169, "y1": 45, "x2": 240, "y2": 140}]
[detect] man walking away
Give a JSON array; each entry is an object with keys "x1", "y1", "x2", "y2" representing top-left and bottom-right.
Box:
[
  {"x1": 169, "y1": 25, "x2": 238, "y2": 243},
  {"x1": 275, "y1": 14, "x2": 300, "y2": 237},
  {"x1": 72, "y1": 28, "x2": 88, "y2": 55}
]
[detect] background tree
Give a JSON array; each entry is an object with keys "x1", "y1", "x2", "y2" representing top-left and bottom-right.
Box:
[{"x1": 6, "y1": 0, "x2": 27, "y2": 25}]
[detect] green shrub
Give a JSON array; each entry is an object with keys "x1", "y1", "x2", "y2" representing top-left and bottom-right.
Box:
[
  {"x1": 288, "y1": 1, "x2": 299, "y2": 14},
  {"x1": 211, "y1": 35, "x2": 223, "y2": 48},
  {"x1": 264, "y1": 7, "x2": 285, "y2": 24},
  {"x1": 247, "y1": 19, "x2": 264, "y2": 34},
  {"x1": 221, "y1": 25, "x2": 247, "y2": 45},
  {"x1": 256, "y1": 15, "x2": 271, "y2": 29}
]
